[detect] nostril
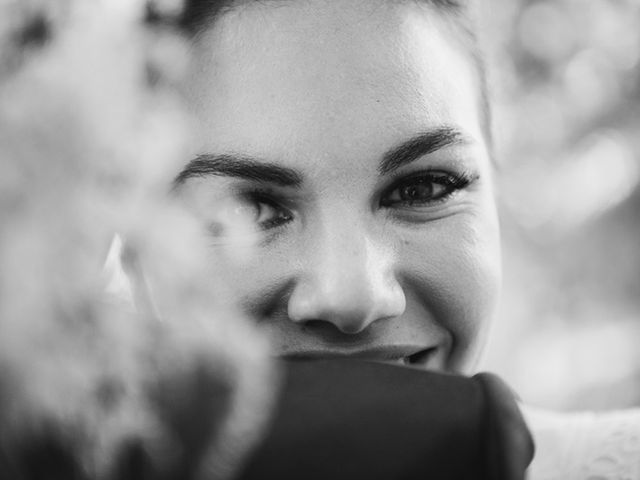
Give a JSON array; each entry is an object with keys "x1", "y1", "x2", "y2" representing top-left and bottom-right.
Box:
[
  {"x1": 335, "y1": 322, "x2": 369, "y2": 335},
  {"x1": 298, "y1": 317, "x2": 371, "y2": 335}
]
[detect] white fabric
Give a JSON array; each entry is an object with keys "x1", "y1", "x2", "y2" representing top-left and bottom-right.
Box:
[{"x1": 524, "y1": 406, "x2": 640, "y2": 480}]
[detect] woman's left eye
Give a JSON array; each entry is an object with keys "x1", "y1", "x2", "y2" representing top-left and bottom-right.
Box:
[{"x1": 380, "y1": 171, "x2": 472, "y2": 208}]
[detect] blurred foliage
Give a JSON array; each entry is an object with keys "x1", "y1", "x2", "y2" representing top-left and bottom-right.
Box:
[
  {"x1": 0, "y1": 2, "x2": 275, "y2": 477},
  {"x1": 480, "y1": 0, "x2": 640, "y2": 410}
]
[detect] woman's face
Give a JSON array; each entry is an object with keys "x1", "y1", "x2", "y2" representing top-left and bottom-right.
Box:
[{"x1": 179, "y1": 0, "x2": 500, "y2": 373}]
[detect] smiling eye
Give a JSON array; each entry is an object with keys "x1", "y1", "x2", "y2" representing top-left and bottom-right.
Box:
[
  {"x1": 206, "y1": 190, "x2": 294, "y2": 240},
  {"x1": 251, "y1": 198, "x2": 293, "y2": 229},
  {"x1": 381, "y1": 171, "x2": 473, "y2": 208},
  {"x1": 236, "y1": 192, "x2": 293, "y2": 230}
]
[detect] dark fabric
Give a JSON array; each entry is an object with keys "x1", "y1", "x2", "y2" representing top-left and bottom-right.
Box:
[
  {"x1": 237, "y1": 360, "x2": 534, "y2": 480},
  {"x1": 475, "y1": 373, "x2": 535, "y2": 480}
]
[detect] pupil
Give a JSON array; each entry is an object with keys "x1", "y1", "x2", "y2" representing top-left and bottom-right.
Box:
[{"x1": 401, "y1": 183, "x2": 432, "y2": 201}]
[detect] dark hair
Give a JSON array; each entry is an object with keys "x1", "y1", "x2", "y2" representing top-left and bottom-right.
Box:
[
  {"x1": 178, "y1": 0, "x2": 492, "y2": 150},
  {"x1": 181, "y1": 0, "x2": 470, "y2": 36}
]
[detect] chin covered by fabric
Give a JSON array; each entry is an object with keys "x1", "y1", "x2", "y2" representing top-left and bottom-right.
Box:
[{"x1": 237, "y1": 360, "x2": 534, "y2": 480}]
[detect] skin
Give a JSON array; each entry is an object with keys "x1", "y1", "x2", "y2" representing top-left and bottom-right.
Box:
[{"x1": 178, "y1": 0, "x2": 501, "y2": 373}]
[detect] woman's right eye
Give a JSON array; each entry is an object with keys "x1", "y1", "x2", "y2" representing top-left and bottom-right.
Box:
[
  {"x1": 204, "y1": 190, "x2": 294, "y2": 240},
  {"x1": 217, "y1": 191, "x2": 293, "y2": 233},
  {"x1": 243, "y1": 194, "x2": 294, "y2": 230}
]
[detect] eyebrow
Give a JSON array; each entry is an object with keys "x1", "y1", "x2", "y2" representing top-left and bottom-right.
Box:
[
  {"x1": 173, "y1": 154, "x2": 304, "y2": 188},
  {"x1": 174, "y1": 127, "x2": 467, "y2": 188},
  {"x1": 378, "y1": 127, "x2": 468, "y2": 175}
]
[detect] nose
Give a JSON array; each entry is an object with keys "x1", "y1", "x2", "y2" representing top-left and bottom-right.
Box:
[{"x1": 287, "y1": 222, "x2": 406, "y2": 334}]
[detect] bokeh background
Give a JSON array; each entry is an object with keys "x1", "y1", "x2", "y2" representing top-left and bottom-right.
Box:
[{"x1": 479, "y1": 0, "x2": 640, "y2": 411}]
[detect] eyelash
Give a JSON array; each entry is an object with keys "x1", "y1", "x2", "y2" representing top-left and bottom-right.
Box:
[
  {"x1": 380, "y1": 170, "x2": 476, "y2": 208},
  {"x1": 237, "y1": 170, "x2": 476, "y2": 233},
  {"x1": 242, "y1": 189, "x2": 294, "y2": 231}
]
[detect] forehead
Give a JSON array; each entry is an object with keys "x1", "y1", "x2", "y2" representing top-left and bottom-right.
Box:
[{"x1": 186, "y1": 0, "x2": 484, "y2": 163}]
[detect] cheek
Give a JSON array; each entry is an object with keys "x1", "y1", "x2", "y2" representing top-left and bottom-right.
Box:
[
  {"x1": 399, "y1": 210, "x2": 501, "y2": 373},
  {"x1": 203, "y1": 239, "x2": 297, "y2": 312}
]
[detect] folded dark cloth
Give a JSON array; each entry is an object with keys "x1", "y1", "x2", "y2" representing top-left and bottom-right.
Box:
[{"x1": 236, "y1": 359, "x2": 534, "y2": 480}]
